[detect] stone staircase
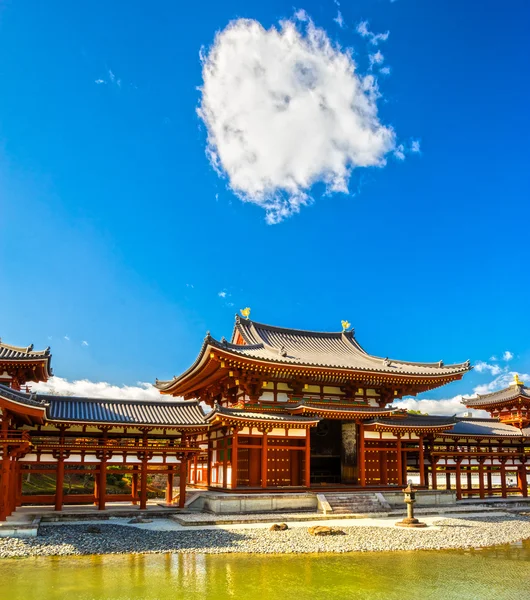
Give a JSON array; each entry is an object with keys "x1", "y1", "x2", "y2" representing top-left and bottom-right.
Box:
[{"x1": 323, "y1": 492, "x2": 389, "y2": 515}]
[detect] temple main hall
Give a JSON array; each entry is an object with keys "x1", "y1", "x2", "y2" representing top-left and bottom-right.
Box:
[{"x1": 1, "y1": 315, "x2": 529, "y2": 521}]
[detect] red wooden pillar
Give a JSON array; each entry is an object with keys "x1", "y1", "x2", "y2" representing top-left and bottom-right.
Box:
[
  {"x1": 98, "y1": 458, "x2": 107, "y2": 511},
  {"x1": 166, "y1": 466, "x2": 174, "y2": 504},
  {"x1": 0, "y1": 454, "x2": 10, "y2": 521},
  {"x1": 179, "y1": 455, "x2": 187, "y2": 508},
  {"x1": 519, "y1": 463, "x2": 525, "y2": 496},
  {"x1": 222, "y1": 434, "x2": 228, "y2": 488},
  {"x1": 9, "y1": 459, "x2": 16, "y2": 514},
  {"x1": 359, "y1": 422, "x2": 366, "y2": 487},
  {"x1": 487, "y1": 468, "x2": 493, "y2": 493},
  {"x1": 455, "y1": 459, "x2": 462, "y2": 500},
  {"x1": 206, "y1": 434, "x2": 212, "y2": 487},
  {"x1": 262, "y1": 430, "x2": 269, "y2": 488},
  {"x1": 446, "y1": 470, "x2": 451, "y2": 490},
  {"x1": 140, "y1": 457, "x2": 148, "y2": 510},
  {"x1": 15, "y1": 461, "x2": 23, "y2": 507},
  {"x1": 396, "y1": 435, "x2": 402, "y2": 487},
  {"x1": 304, "y1": 429, "x2": 310, "y2": 488},
  {"x1": 431, "y1": 458, "x2": 438, "y2": 490},
  {"x1": 231, "y1": 429, "x2": 239, "y2": 489},
  {"x1": 131, "y1": 466, "x2": 139, "y2": 504},
  {"x1": 466, "y1": 467, "x2": 472, "y2": 493},
  {"x1": 419, "y1": 435, "x2": 425, "y2": 487},
  {"x1": 93, "y1": 472, "x2": 99, "y2": 506},
  {"x1": 55, "y1": 454, "x2": 65, "y2": 511},
  {"x1": 193, "y1": 453, "x2": 198, "y2": 485},
  {"x1": 478, "y1": 458, "x2": 485, "y2": 499},
  {"x1": 500, "y1": 459, "x2": 507, "y2": 498}
]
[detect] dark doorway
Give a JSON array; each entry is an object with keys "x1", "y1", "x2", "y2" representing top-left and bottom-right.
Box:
[{"x1": 310, "y1": 419, "x2": 341, "y2": 484}]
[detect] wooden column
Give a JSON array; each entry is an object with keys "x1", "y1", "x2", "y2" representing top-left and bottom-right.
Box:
[
  {"x1": 93, "y1": 472, "x2": 99, "y2": 506},
  {"x1": 179, "y1": 455, "x2": 187, "y2": 508},
  {"x1": 500, "y1": 459, "x2": 507, "y2": 498},
  {"x1": 396, "y1": 435, "x2": 402, "y2": 487},
  {"x1": 478, "y1": 458, "x2": 485, "y2": 499},
  {"x1": 262, "y1": 430, "x2": 269, "y2": 488},
  {"x1": 518, "y1": 463, "x2": 528, "y2": 497},
  {"x1": 380, "y1": 452, "x2": 388, "y2": 485},
  {"x1": 304, "y1": 429, "x2": 310, "y2": 488},
  {"x1": 15, "y1": 461, "x2": 23, "y2": 507},
  {"x1": 359, "y1": 422, "x2": 366, "y2": 487},
  {"x1": 466, "y1": 467, "x2": 472, "y2": 493},
  {"x1": 131, "y1": 466, "x2": 139, "y2": 504},
  {"x1": 419, "y1": 435, "x2": 425, "y2": 487},
  {"x1": 487, "y1": 468, "x2": 493, "y2": 494},
  {"x1": 0, "y1": 453, "x2": 10, "y2": 521},
  {"x1": 193, "y1": 453, "x2": 199, "y2": 485},
  {"x1": 231, "y1": 430, "x2": 239, "y2": 489},
  {"x1": 207, "y1": 434, "x2": 212, "y2": 487},
  {"x1": 166, "y1": 466, "x2": 174, "y2": 504},
  {"x1": 446, "y1": 470, "x2": 451, "y2": 490},
  {"x1": 140, "y1": 456, "x2": 148, "y2": 510},
  {"x1": 431, "y1": 458, "x2": 438, "y2": 490},
  {"x1": 455, "y1": 459, "x2": 462, "y2": 500},
  {"x1": 98, "y1": 457, "x2": 107, "y2": 511},
  {"x1": 55, "y1": 454, "x2": 65, "y2": 511},
  {"x1": 222, "y1": 434, "x2": 228, "y2": 489}
]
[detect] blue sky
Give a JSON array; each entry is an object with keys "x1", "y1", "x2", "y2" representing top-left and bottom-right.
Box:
[{"x1": 0, "y1": 0, "x2": 529, "y2": 408}]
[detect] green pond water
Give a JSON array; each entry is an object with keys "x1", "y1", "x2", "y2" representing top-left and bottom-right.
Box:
[{"x1": 3, "y1": 542, "x2": 530, "y2": 600}]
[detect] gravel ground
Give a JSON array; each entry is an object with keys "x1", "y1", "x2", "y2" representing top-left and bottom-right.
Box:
[{"x1": 1, "y1": 514, "x2": 530, "y2": 558}]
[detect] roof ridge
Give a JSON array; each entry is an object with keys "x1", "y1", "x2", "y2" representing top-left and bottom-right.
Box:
[{"x1": 0, "y1": 340, "x2": 50, "y2": 355}]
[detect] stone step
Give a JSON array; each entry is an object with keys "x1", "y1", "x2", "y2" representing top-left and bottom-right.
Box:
[{"x1": 325, "y1": 492, "x2": 386, "y2": 514}]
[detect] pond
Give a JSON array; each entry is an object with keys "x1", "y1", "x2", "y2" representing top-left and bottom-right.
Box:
[{"x1": 3, "y1": 541, "x2": 529, "y2": 600}]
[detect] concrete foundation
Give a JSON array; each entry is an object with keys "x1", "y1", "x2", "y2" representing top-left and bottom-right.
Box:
[{"x1": 188, "y1": 492, "x2": 318, "y2": 514}]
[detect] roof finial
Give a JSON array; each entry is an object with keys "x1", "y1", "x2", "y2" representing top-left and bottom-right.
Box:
[
  {"x1": 513, "y1": 373, "x2": 524, "y2": 387},
  {"x1": 240, "y1": 307, "x2": 251, "y2": 320},
  {"x1": 341, "y1": 320, "x2": 351, "y2": 332}
]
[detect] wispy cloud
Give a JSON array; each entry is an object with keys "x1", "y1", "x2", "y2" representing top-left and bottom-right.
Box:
[
  {"x1": 503, "y1": 350, "x2": 514, "y2": 361},
  {"x1": 334, "y1": 11, "x2": 344, "y2": 28},
  {"x1": 369, "y1": 50, "x2": 385, "y2": 70},
  {"x1": 356, "y1": 21, "x2": 390, "y2": 46},
  {"x1": 81, "y1": 340, "x2": 89, "y2": 347},
  {"x1": 393, "y1": 144, "x2": 405, "y2": 160},
  {"x1": 64, "y1": 335, "x2": 70, "y2": 342},
  {"x1": 95, "y1": 68, "x2": 122, "y2": 87},
  {"x1": 411, "y1": 140, "x2": 421, "y2": 153},
  {"x1": 218, "y1": 291, "x2": 227, "y2": 298},
  {"x1": 198, "y1": 12, "x2": 397, "y2": 224}
]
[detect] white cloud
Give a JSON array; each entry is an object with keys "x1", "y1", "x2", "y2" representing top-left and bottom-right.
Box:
[
  {"x1": 473, "y1": 371, "x2": 530, "y2": 395},
  {"x1": 379, "y1": 66, "x2": 391, "y2": 76},
  {"x1": 474, "y1": 360, "x2": 503, "y2": 376},
  {"x1": 489, "y1": 355, "x2": 498, "y2": 361},
  {"x1": 411, "y1": 140, "x2": 421, "y2": 153},
  {"x1": 393, "y1": 144, "x2": 405, "y2": 160},
  {"x1": 64, "y1": 335, "x2": 70, "y2": 342},
  {"x1": 31, "y1": 376, "x2": 165, "y2": 401},
  {"x1": 95, "y1": 69, "x2": 122, "y2": 88},
  {"x1": 503, "y1": 350, "x2": 514, "y2": 361},
  {"x1": 334, "y1": 11, "x2": 344, "y2": 28},
  {"x1": 198, "y1": 13, "x2": 397, "y2": 224},
  {"x1": 81, "y1": 340, "x2": 89, "y2": 347},
  {"x1": 218, "y1": 291, "x2": 227, "y2": 298},
  {"x1": 94, "y1": 79, "x2": 106, "y2": 85},
  {"x1": 395, "y1": 395, "x2": 489, "y2": 418},
  {"x1": 356, "y1": 21, "x2": 389, "y2": 45}
]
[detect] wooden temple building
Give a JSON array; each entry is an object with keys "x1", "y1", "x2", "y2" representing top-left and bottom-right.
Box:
[{"x1": 1, "y1": 316, "x2": 530, "y2": 521}]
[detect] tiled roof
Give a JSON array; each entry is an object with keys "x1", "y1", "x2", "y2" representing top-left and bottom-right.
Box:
[
  {"x1": 226, "y1": 317, "x2": 470, "y2": 375},
  {"x1": 206, "y1": 405, "x2": 318, "y2": 423},
  {"x1": 368, "y1": 415, "x2": 457, "y2": 429},
  {"x1": 156, "y1": 317, "x2": 471, "y2": 391},
  {"x1": 449, "y1": 418, "x2": 526, "y2": 437},
  {"x1": 0, "y1": 341, "x2": 51, "y2": 360},
  {"x1": 0, "y1": 385, "x2": 207, "y2": 427},
  {"x1": 0, "y1": 384, "x2": 46, "y2": 408},
  {"x1": 464, "y1": 384, "x2": 530, "y2": 407},
  {"x1": 45, "y1": 397, "x2": 207, "y2": 427}
]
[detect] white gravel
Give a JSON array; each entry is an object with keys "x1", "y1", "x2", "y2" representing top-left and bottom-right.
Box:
[{"x1": 1, "y1": 513, "x2": 530, "y2": 558}]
